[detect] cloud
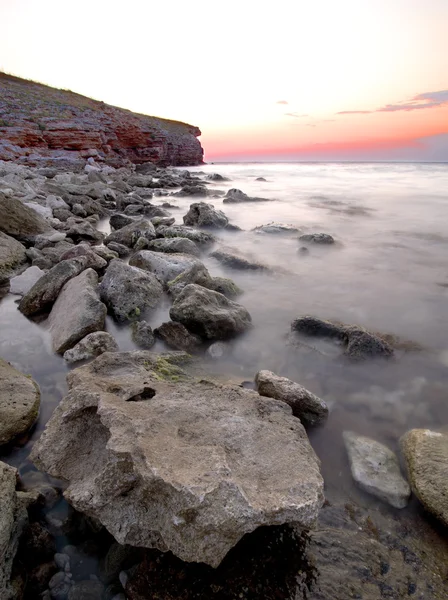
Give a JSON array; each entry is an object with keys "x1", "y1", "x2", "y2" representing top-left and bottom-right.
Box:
[
  {"x1": 337, "y1": 90, "x2": 448, "y2": 116},
  {"x1": 285, "y1": 112, "x2": 308, "y2": 118},
  {"x1": 276, "y1": 100, "x2": 288, "y2": 105}
]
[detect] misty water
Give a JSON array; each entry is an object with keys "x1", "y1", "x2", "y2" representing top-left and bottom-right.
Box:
[{"x1": 2, "y1": 161, "x2": 448, "y2": 594}]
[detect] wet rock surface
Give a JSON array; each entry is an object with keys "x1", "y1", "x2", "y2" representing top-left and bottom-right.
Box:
[
  {"x1": 31, "y1": 351, "x2": 324, "y2": 568},
  {"x1": 154, "y1": 321, "x2": 202, "y2": 352},
  {"x1": 63, "y1": 331, "x2": 119, "y2": 363},
  {"x1": 183, "y1": 202, "x2": 229, "y2": 228},
  {"x1": 223, "y1": 188, "x2": 271, "y2": 203},
  {"x1": 130, "y1": 250, "x2": 202, "y2": 284}
]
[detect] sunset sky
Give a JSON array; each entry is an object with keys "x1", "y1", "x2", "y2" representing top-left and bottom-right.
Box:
[{"x1": 1, "y1": 0, "x2": 447, "y2": 161}]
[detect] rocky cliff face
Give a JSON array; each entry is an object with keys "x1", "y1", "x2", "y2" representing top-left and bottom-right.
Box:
[{"x1": 0, "y1": 73, "x2": 203, "y2": 168}]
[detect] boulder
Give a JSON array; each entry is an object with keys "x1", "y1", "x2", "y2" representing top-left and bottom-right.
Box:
[
  {"x1": 0, "y1": 359, "x2": 40, "y2": 445},
  {"x1": 183, "y1": 202, "x2": 229, "y2": 229},
  {"x1": 167, "y1": 263, "x2": 241, "y2": 299},
  {"x1": 0, "y1": 232, "x2": 27, "y2": 280},
  {"x1": 210, "y1": 249, "x2": 268, "y2": 271},
  {"x1": 109, "y1": 213, "x2": 136, "y2": 230},
  {"x1": 58, "y1": 243, "x2": 107, "y2": 271},
  {"x1": 299, "y1": 233, "x2": 335, "y2": 244},
  {"x1": 49, "y1": 268, "x2": 107, "y2": 353},
  {"x1": 150, "y1": 216, "x2": 175, "y2": 228},
  {"x1": 170, "y1": 284, "x2": 252, "y2": 341},
  {"x1": 254, "y1": 222, "x2": 300, "y2": 234},
  {"x1": 154, "y1": 321, "x2": 202, "y2": 353},
  {"x1": 99, "y1": 260, "x2": 163, "y2": 322},
  {"x1": 147, "y1": 237, "x2": 200, "y2": 257},
  {"x1": 105, "y1": 218, "x2": 156, "y2": 248},
  {"x1": 206, "y1": 173, "x2": 230, "y2": 182},
  {"x1": 106, "y1": 241, "x2": 130, "y2": 257},
  {"x1": 19, "y1": 257, "x2": 88, "y2": 316},
  {"x1": 131, "y1": 321, "x2": 156, "y2": 349},
  {"x1": 223, "y1": 188, "x2": 271, "y2": 203},
  {"x1": 31, "y1": 351, "x2": 324, "y2": 567},
  {"x1": 65, "y1": 218, "x2": 104, "y2": 243},
  {"x1": 9, "y1": 266, "x2": 45, "y2": 296},
  {"x1": 291, "y1": 316, "x2": 394, "y2": 361},
  {"x1": 400, "y1": 429, "x2": 448, "y2": 525},
  {"x1": 343, "y1": 431, "x2": 410, "y2": 508},
  {"x1": 156, "y1": 225, "x2": 215, "y2": 247},
  {"x1": 173, "y1": 184, "x2": 208, "y2": 197},
  {"x1": 255, "y1": 370, "x2": 328, "y2": 427},
  {"x1": 129, "y1": 250, "x2": 202, "y2": 284},
  {"x1": 0, "y1": 193, "x2": 52, "y2": 241},
  {"x1": 0, "y1": 461, "x2": 29, "y2": 600},
  {"x1": 63, "y1": 332, "x2": 119, "y2": 363}
]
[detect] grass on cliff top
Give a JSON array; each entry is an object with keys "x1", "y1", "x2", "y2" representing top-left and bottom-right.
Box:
[{"x1": 0, "y1": 71, "x2": 199, "y2": 134}]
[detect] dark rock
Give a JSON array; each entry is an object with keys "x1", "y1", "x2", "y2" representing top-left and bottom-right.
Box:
[
  {"x1": 210, "y1": 249, "x2": 268, "y2": 271},
  {"x1": 154, "y1": 321, "x2": 202, "y2": 352},
  {"x1": 206, "y1": 173, "x2": 230, "y2": 181},
  {"x1": 0, "y1": 231, "x2": 27, "y2": 279},
  {"x1": 147, "y1": 237, "x2": 200, "y2": 257},
  {"x1": 183, "y1": 202, "x2": 229, "y2": 228},
  {"x1": 59, "y1": 243, "x2": 107, "y2": 271},
  {"x1": 173, "y1": 184, "x2": 208, "y2": 197},
  {"x1": 106, "y1": 241, "x2": 130, "y2": 257},
  {"x1": 0, "y1": 193, "x2": 53, "y2": 242},
  {"x1": 131, "y1": 321, "x2": 156, "y2": 349},
  {"x1": 156, "y1": 225, "x2": 215, "y2": 247},
  {"x1": 109, "y1": 213, "x2": 136, "y2": 230},
  {"x1": 223, "y1": 188, "x2": 271, "y2": 203},
  {"x1": 63, "y1": 331, "x2": 119, "y2": 363},
  {"x1": 65, "y1": 218, "x2": 104, "y2": 243},
  {"x1": 105, "y1": 218, "x2": 156, "y2": 248},
  {"x1": 299, "y1": 233, "x2": 335, "y2": 244},
  {"x1": 68, "y1": 580, "x2": 104, "y2": 600}
]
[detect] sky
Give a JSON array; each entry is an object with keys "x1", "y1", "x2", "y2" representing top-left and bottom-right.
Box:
[{"x1": 1, "y1": 0, "x2": 448, "y2": 162}]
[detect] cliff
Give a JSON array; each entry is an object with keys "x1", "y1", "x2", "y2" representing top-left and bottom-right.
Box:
[{"x1": 0, "y1": 72, "x2": 203, "y2": 168}]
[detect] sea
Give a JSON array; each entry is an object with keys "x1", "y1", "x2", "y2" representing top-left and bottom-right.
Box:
[{"x1": 1, "y1": 161, "x2": 448, "y2": 596}]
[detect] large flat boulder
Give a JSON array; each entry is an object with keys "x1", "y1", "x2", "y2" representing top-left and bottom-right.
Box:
[
  {"x1": 400, "y1": 429, "x2": 448, "y2": 526},
  {"x1": 0, "y1": 232, "x2": 27, "y2": 280},
  {"x1": 0, "y1": 359, "x2": 40, "y2": 445},
  {"x1": 49, "y1": 268, "x2": 107, "y2": 353},
  {"x1": 0, "y1": 461, "x2": 29, "y2": 600},
  {"x1": 0, "y1": 193, "x2": 52, "y2": 242},
  {"x1": 31, "y1": 351, "x2": 324, "y2": 568},
  {"x1": 99, "y1": 259, "x2": 163, "y2": 322},
  {"x1": 170, "y1": 284, "x2": 252, "y2": 340}
]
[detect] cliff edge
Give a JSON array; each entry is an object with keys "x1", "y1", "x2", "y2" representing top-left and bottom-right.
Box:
[{"x1": 0, "y1": 72, "x2": 203, "y2": 168}]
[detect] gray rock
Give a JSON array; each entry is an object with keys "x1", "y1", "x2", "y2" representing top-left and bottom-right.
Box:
[
  {"x1": 19, "y1": 257, "x2": 88, "y2": 316},
  {"x1": 34, "y1": 232, "x2": 67, "y2": 250},
  {"x1": 0, "y1": 358, "x2": 40, "y2": 445},
  {"x1": 105, "y1": 218, "x2": 156, "y2": 248},
  {"x1": 66, "y1": 218, "x2": 104, "y2": 243},
  {"x1": 63, "y1": 332, "x2": 119, "y2": 363},
  {"x1": 154, "y1": 321, "x2": 202, "y2": 352},
  {"x1": 0, "y1": 192, "x2": 52, "y2": 242},
  {"x1": 131, "y1": 321, "x2": 155, "y2": 349},
  {"x1": 106, "y1": 241, "x2": 130, "y2": 257},
  {"x1": 49, "y1": 268, "x2": 107, "y2": 354},
  {"x1": 54, "y1": 553, "x2": 70, "y2": 571},
  {"x1": 299, "y1": 233, "x2": 335, "y2": 244},
  {"x1": 206, "y1": 173, "x2": 230, "y2": 181},
  {"x1": 183, "y1": 202, "x2": 229, "y2": 228},
  {"x1": 156, "y1": 225, "x2": 215, "y2": 247},
  {"x1": 343, "y1": 431, "x2": 410, "y2": 508},
  {"x1": 291, "y1": 316, "x2": 394, "y2": 361},
  {"x1": 59, "y1": 244, "x2": 107, "y2": 272},
  {"x1": 99, "y1": 259, "x2": 163, "y2": 322},
  {"x1": 9, "y1": 266, "x2": 45, "y2": 296},
  {"x1": 173, "y1": 184, "x2": 208, "y2": 197},
  {"x1": 166, "y1": 263, "x2": 241, "y2": 300},
  {"x1": 170, "y1": 284, "x2": 252, "y2": 341},
  {"x1": 109, "y1": 214, "x2": 135, "y2": 230},
  {"x1": 255, "y1": 370, "x2": 328, "y2": 427},
  {"x1": 206, "y1": 276, "x2": 243, "y2": 298},
  {"x1": 0, "y1": 461, "x2": 29, "y2": 600},
  {"x1": 254, "y1": 222, "x2": 300, "y2": 234},
  {"x1": 71, "y1": 203, "x2": 87, "y2": 218},
  {"x1": 148, "y1": 237, "x2": 200, "y2": 256},
  {"x1": 129, "y1": 250, "x2": 202, "y2": 284},
  {"x1": 93, "y1": 246, "x2": 119, "y2": 262},
  {"x1": 400, "y1": 429, "x2": 448, "y2": 525},
  {"x1": 223, "y1": 188, "x2": 271, "y2": 203},
  {"x1": 31, "y1": 351, "x2": 323, "y2": 568},
  {"x1": 210, "y1": 249, "x2": 268, "y2": 271},
  {"x1": 150, "y1": 216, "x2": 175, "y2": 228},
  {"x1": 0, "y1": 231, "x2": 27, "y2": 280}
]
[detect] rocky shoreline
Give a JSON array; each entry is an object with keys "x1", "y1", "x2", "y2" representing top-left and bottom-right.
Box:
[{"x1": 0, "y1": 156, "x2": 448, "y2": 599}]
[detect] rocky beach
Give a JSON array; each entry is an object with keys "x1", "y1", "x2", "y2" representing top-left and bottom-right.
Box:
[{"x1": 1, "y1": 75, "x2": 448, "y2": 600}]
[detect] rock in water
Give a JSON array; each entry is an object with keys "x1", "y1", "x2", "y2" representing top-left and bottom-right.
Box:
[
  {"x1": 99, "y1": 260, "x2": 163, "y2": 322},
  {"x1": 183, "y1": 202, "x2": 229, "y2": 228},
  {"x1": 49, "y1": 268, "x2": 107, "y2": 354},
  {"x1": 343, "y1": 431, "x2": 410, "y2": 508},
  {"x1": 223, "y1": 188, "x2": 271, "y2": 203},
  {"x1": 0, "y1": 461, "x2": 29, "y2": 600},
  {"x1": 0, "y1": 232, "x2": 27, "y2": 280},
  {"x1": 170, "y1": 284, "x2": 252, "y2": 340},
  {"x1": 9, "y1": 266, "x2": 45, "y2": 296},
  {"x1": 255, "y1": 370, "x2": 328, "y2": 427},
  {"x1": 400, "y1": 429, "x2": 448, "y2": 525},
  {"x1": 131, "y1": 321, "x2": 156, "y2": 349},
  {"x1": 63, "y1": 332, "x2": 119, "y2": 363},
  {"x1": 129, "y1": 251, "x2": 202, "y2": 284},
  {"x1": 154, "y1": 321, "x2": 202, "y2": 352},
  {"x1": 0, "y1": 359, "x2": 41, "y2": 445},
  {"x1": 299, "y1": 233, "x2": 335, "y2": 244},
  {"x1": 148, "y1": 237, "x2": 200, "y2": 257},
  {"x1": 30, "y1": 351, "x2": 324, "y2": 567}
]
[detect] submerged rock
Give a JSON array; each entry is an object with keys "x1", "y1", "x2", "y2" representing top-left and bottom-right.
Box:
[
  {"x1": 299, "y1": 233, "x2": 335, "y2": 244},
  {"x1": 253, "y1": 222, "x2": 300, "y2": 234},
  {"x1": 343, "y1": 431, "x2": 410, "y2": 508},
  {"x1": 183, "y1": 202, "x2": 229, "y2": 229},
  {"x1": 129, "y1": 250, "x2": 201, "y2": 284},
  {"x1": 400, "y1": 429, "x2": 448, "y2": 526},
  {"x1": 156, "y1": 225, "x2": 215, "y2": 247},
  {"x1": 154, "y1": 321, "x2": 202, "y2": 353},
  {"x1": 0, "y1": 461, "x2": 29, "y2": 600},
  {"x1": 131, "y1": 321, "x2": 156, "y2": 349},
  {"x1": 255, "y1": 370, "x2": 328, "y2": 427},
  {"x1": 291, "y1": 316, "x2": 394, "y2": 361},
  {"x1": 148, "y1": 237, "x2": 200, "y2": 257},
  {"x1": 210, "y1": 249, "x2": 268, "y2": 271},
  {"x1": 31, "y1": 351, "x2": 323, "y2": 567},
  {"x1": 63, "y1": 332, "x2": 119, "y2": 363},
  {"x1": 49, "y1": 268, "x2": 107, "y2": 354},
  {"x1": 0, "y1": 232, "x2": 27, "y2": 280},
  {"x1": 0, "y1": 359, "x2": 40, "y2": 445},
  {"x1": 223, "y1": 188, "x2": 271, "y2": 203},
  {"x1": 99, "y1": 260, "x2": 163, "y2": 322},
  {"x1": 170, "y1": 284, "x2": 252, "y2": 341}
]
